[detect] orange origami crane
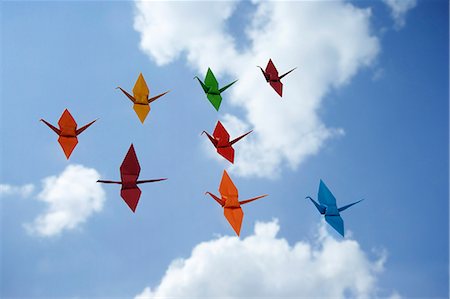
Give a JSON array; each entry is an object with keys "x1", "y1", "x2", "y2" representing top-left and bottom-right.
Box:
[
  {"x1": 40, "y1": 109, "x2": 96, "y2": 159},
  {"x1": 117, "y1": 73, "x2": 169, "y2": 123},
  {"x1": 206, "y1": 170, "x2": 267, "y2": 236}
]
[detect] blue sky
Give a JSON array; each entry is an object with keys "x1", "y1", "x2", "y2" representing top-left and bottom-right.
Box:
[{"x1": 1, "y1": 1, "x2": 448, "y2": 298}]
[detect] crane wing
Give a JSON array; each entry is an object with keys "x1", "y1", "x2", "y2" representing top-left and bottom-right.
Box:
[
  {"x1": 120, "y1": 144, "x2": 141, "y2": 183},
  {"x1": 224, "y1": 207, "x2": 243, "y2": 236}
]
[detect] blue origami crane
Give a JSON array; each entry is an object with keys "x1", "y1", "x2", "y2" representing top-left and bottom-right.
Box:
[{"x1": 306, "y1": 180, "x2": 363, "y2": 237}]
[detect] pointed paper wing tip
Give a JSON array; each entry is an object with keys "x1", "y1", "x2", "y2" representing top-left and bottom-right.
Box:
[
  {"x1": 129, "y1": 143, "x2": 135, "y2": 152},
  {"x1": 58, "y1": 136, "x2": 78, "y2": 159},
  {"x1": 319, "y1": 179, "x2": 325, "y2": 188},
  {"x1": 219, "y1": 169, "x2": 239, "y2": 197},
  {"x1": 224, "y1": 208, "x2": 243, "y2": 236},
  {"x1": 133, "y1": 104, "x2": 150, "y2": 123},
  {"x1": 325, "y1": 215, "x2": 345, "y2": 237},
  {"x1": 230, "y1": 129, "x2": 253, "y2": 145}
]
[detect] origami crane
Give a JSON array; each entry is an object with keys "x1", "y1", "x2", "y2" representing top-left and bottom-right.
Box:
[
  {"x1": 97, "y1": 144, "x2": 167, "y2": 212},
  {"x1": 202, "y1": 121, "x2": 252, "y2": 163},
  {"x1": 206, "y1": 170, "x2": 267, "y2": 236},
  {"x1": 40, "y1": 109, "x2": 96, "y2": 159},
  {"x1": 117, "y1": 73, "x2": 169, "y2": 123},
  {"x1": 194, "y1": 68, "x2": 237, "y2": 111},
  {"x1": 258, "y1": 59, "x2": 296, "y2": 97},
  {"x1": 306, "y1": 180, "x2": 363, "y2": 237}
]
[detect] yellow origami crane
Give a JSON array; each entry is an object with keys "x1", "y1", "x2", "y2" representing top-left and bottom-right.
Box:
[{"x1": 117, "y1": 73, "x2": 169, "y2": 123}]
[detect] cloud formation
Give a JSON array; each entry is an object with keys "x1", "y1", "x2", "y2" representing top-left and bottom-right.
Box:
[
  {"x1": 135, "y1": 219, "x2": 394, "y2": 298},
  {"x1": 134, "y1": 1, "x2": 379, "y2": 178},
  {"x1": 25, "y1": 164, "x2": 106, "y2": 237},
  {"x1": 0, "y1": 183, "x2": 34, "y2": 198},
  {"x1": 382, "y1": 0, "x2": 417, "y2": 29}
]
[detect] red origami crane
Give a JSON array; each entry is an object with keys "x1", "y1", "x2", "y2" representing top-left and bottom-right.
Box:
[
  {"x1": 258, "y1": 59, "x2": 296, "y2": 97},
  {"x1": 97, "y1": 144, "x2": 167, "y2": 212},
  {"x1": 202, "y1": 121, "x2": 252, "y2": 163},
  {"x1": 40, "y1": 109, "x2": 96, "y2": 159},
  {"x1": 206, "y1": 170, "x2": 267, "y2": 236}
]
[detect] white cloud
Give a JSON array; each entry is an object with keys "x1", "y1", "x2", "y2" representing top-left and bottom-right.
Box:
[
  {"x1": 134, "y1": 1, "x2": 379, "y2": 178},
  {"x1": 25, "y1": 164, "x2": 106, "y2": 237},
  {"x1": 135, "y1": 219, "x2": 398, "y2": 298},
  {"x1": 0, "y1": 183, "x2": 35, "y2": 198},
  {"x1": 382, "y1": 0, "x2": 417, "y2": 29}
]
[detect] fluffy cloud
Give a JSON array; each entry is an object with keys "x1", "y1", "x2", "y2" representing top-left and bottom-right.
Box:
[
  {"x1": 382, "y1": 0, "x2": 417, "y2": 29},
  {"x1": 135, "y1": 219, "x2": 395, "y2": 298},
  {"x1": 25, "y1": 164, "x2": 106, "y2": 237},
  {"x1": 0, "y1": 183, "x2": 34, "y2": 198},
  {"x1": 134, "y1": 1, "x2": 379, "y2": 178}
]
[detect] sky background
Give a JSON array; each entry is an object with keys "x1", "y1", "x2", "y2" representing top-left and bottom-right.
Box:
[{"x1": 1, "y1": 1, "x2": 448, "y2": 298}]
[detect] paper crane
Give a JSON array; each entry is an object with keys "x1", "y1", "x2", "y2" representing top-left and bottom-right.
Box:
[
  {"x1": 306, "y1": 180, "x2": 363, "y2": 237},
  {"x1": 194, "y1": 68, "x2": 237, "y2": 111},
  {"x1": 97, "y1": 144, "x2": 167, "y2": 212},
  {"x1": 202, "y1": 121, "x2": 252, "y2": 163},
  {"x1": 117, "y1": 73, "x2": 169, "y2": 123},
  {"x1": 206, "y1": 170, "x2": 267, "y2": 236},
  {"x1": 40, "y1": 109, "x2": 96, "y2": 159},
  {"x1": 258, "y1": 59, "x2": 296, "y2": 97}
]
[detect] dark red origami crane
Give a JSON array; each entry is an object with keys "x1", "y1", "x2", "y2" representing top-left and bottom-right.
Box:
[
  {"x1": 258, "y1": 59, "x2": 296, "y2": 97},
  {"x1": 97, "y1": 144, "x2": 167, "y2": 212},
  {"x1": 40, "y1": 109, "x2": 96, "y2": 159},
  {"x1": 202, "y1": 121, "x2": 252, "y2": 163}
]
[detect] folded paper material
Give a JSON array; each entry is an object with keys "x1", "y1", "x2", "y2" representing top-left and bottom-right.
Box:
[
  {"x1": 194, "y1": 68, "x2": 237, "y2": 111},
  {"x1": 117, "y1": 73, "x2": 169, "y2": 123},
  {"x1": 258, "y1": 59, "x2": 296, "y2": 97},
  {"x1": 97, "y1": 144, "x2": 167, "y2": 212},
  {"x1": 306, "y1": 180, "x2": 363, "y2": 237},
  {"x1": 40, "y1": 109, "x2": 96, "y2": 159},
  {"x1": 202, "y1": 121, "x2": 252, "y2": 164},
  {"x1": 206, "y1": 170, "x2": 267, "y2": 236}
]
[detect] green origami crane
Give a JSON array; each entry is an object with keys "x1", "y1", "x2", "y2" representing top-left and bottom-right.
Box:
[{"x1": 194, "y1": 68, "x2": 237, "y2": 111}]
